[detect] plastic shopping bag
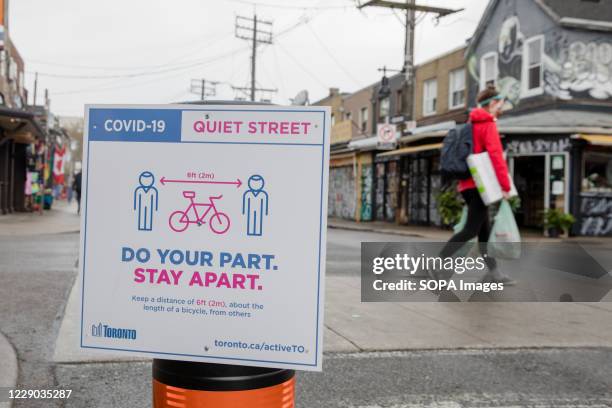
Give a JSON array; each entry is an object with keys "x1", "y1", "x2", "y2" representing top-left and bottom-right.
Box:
[
  {"x1": 488, "y1": 200, "x2": 521, "y2": 259},
  {"x1": 453, "y1": 206, "x2": 477, "y2": 257}
]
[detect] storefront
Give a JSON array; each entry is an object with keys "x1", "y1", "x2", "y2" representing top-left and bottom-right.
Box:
[
  {"x1": 0, "y1": 107, "x2": 45, "y2": 214},
  {"x1": 328, "y1": 153, "x2": 357, "y2": 220},
  {"x1": 328, "y1": 151, "x2": 375, "y2": 222},
  {"x1": 573, "y1": 134, "x2": 612, "y2": 236},
  {"x1": 497, "y1": 109, "x2": 612, "y2": 236},
  {"x1": 376, "y1": 143, "x2": 443, "y2": 225},
  {"x1": 504, "y1": 134, "x2": 571, "y2": 230}
]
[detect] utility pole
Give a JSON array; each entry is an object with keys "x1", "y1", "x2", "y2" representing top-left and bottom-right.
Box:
[
  {"x1": 358, "y1": 1, "x2": 463, "y2": 121},
  {"x1": 235, "y1": 14, "x2": 275, "y2": 102},
  {"x1": 231, "y1": 85, "x2": 277, "y2": 103},
  {"x1": 190, "y1": 78, "x2": 218, "y2": 101},
  {"x1": 33, "y1": 72, "x2": 38, "y2": 106}
]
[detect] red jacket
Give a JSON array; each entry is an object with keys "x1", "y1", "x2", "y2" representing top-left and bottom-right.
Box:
[{"x1": 458, "y1": 108, "x2": 511, "y2": 193}]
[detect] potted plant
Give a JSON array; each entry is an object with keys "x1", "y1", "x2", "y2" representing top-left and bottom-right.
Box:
[
  {"x1": 436, "y1": 189, "x2": 463, "y2": 227},
  {"x1": 543, "y1": 209, "x2": 575, "y2": 238}
]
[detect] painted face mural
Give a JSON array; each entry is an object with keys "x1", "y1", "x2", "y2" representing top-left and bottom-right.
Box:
[{"x1": 498, "y1": 16, "x2": 524, "y2": 65}]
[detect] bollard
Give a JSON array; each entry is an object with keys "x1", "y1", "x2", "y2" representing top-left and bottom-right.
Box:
[{"x1": 153, "y1": 359, "x2": 295, "y2": 408}]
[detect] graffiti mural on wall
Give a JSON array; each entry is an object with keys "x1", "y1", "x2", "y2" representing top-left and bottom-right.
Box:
[
  {"x1": 468, "y1": 14, "x2": 612, "y2": 107},
  {"x1": 361, "y1": 165, "x2": 373, "y2": 221},
  {"x1": 546, "y1": 32, "x2": 612, "y2": 100},
  {"x1": 375, "y1": 163, "x2": 385, "y2": 221},
  {"x1": 385, "y1": 161, "x2": 399, "y2": 222},
  {"x1": 328, "y1": 166, "x2": 356, "y2": 220},
  {"x1": 497, "y1": 16, "x2": 523, "y2": 108},
  {"x1": 505, "y1": 137, "x2": 570, "y2": 155},
  {"x1": 580, "y1": 194, "x2": 612, "y2": 236}
]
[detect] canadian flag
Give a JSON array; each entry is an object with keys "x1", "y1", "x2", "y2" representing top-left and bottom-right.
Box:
[{"x1": 53, "y1": 145, "x2": 66, "y2": 185}]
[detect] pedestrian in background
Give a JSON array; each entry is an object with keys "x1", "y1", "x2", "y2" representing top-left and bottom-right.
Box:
[
  {"x1": 438, "y1": 85, "x2": 515, "y2": 285},
  {"x1": 72, "y1": 170, "x2": 82, "y2": 214}
]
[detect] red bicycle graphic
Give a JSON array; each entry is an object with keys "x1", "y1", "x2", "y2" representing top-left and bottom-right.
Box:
[{"x1": 168, "y1": 191, "x2": 230, "y2": 234}]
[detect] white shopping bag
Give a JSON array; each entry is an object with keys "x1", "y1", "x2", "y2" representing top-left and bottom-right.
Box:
[{"x1": 467, "y1": 152, "x2": 517, "y2": 205}]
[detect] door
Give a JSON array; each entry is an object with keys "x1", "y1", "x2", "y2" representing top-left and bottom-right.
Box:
[{"x1": 512, "y1": 155, "x2": 545, "y2": 228}]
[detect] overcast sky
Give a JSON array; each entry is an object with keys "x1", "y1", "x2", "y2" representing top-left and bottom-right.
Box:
[{"x1": 11, "y1": 0, "x2": 489, "y2": 117}]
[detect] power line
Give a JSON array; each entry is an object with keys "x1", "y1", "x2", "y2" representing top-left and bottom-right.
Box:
[
  {"x1": 25, "y1": 30, "x2": 236, "y2": 72},
  {"x1": 225, "y1": 0, "x2": 352, "y2": 10},
  {"x1": 28, "y1": 46, "x2": 250, "y2": 80},
  {"x1": 305, "y1": 23, "x2": 361, "y2": 86},
  {"x1": 51, "y1": 49, "x2": 247, "y2": 95},
  {"x1": 276, "y1": 41, "x2": 328, "y2": 90}
]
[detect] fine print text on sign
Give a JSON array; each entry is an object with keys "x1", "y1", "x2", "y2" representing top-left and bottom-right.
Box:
[{"x1": 79, "y1": 104, "x2": 330, "y2": 371}]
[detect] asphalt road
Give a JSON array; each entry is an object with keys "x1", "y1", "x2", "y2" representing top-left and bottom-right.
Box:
[{"x1": 1, "y1": 229, "x2": 611, "y2": 407}]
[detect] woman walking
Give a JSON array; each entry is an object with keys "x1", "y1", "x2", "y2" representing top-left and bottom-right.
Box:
[{"x1": 439, "y1": 85, "x2": 514, "y2": 284}]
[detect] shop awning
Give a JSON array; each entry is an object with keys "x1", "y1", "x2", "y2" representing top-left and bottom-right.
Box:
[
  {"x1": 347, "y1": 136, "x2": 378, "y2": 151},
  {"x1": 377, "y1": 142, "x2": 443, "y2": 158},
  {"x1": 0, "y1": 106, "x2": 46, "y2": 142},
  {"x1": 574, "y1": 134, "x2": 612, "y2": 147},
  {"x1": 497, "y1": 110, "x2": 612, "y2": 135}
]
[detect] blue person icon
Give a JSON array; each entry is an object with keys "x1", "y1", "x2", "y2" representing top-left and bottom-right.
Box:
[
  {"x1": 242, "y1": 175, "x2": 269, "y2": 236},
  {"x1": 133, "y1": 171, "x2": 159, "y2": 231}
]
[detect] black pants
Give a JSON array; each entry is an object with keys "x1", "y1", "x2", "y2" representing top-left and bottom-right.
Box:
[
  {"x1": 440, "y1": 188, "x2": 497, "y2": 271},
  {"x1": 76, "y1": 191, "x2": 81, "y2": 214}
]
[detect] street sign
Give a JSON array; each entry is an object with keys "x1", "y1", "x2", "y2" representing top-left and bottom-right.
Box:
[
  {"x1": 79, "y1": 104, "x2": 330, "y2": 371},
  {"x1": 377, "y1": 123, "x2": 398, "y2": 150}
]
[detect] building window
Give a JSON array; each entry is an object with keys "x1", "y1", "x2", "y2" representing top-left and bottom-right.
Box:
[
  {"x1": 480, "y1": 52, "x2": 498, "y2": 90},
  {"x1": 423, "y1": 78, "x2": 437, "y2": 116},
  {"x1": 331, "y1": 113, "x2": 336, "y2": 127},
  {"x1": 345, "y1": 111, "x2": 352, "y2": 122},
  {"x1": 448, "y1": 68, "x2": 465, "y2": 109},
  {"x1": 0, "y1": 52, "x2": 5, "y2": 78},
  {"x1": 359, "y1": 107, "x2": 368, "y2": 132},
  {"x1": 395, "y1": 89, "x2": 403, "y2": 115},
  {"x1": 8, "y1": 57, "x2": 16, "y2": 81},
  {"x1": 582, "y1": 152, "x2": 612, "y2": 193},
  {"x1": 379, "y1": 97, "x2": 390, "y2": 122},
  {"x1": 12, "y1": 94, "x2": 23, "y2": 109},
  {"x1": 522, "y1": 35, "x2": 544, "y2": 97}
]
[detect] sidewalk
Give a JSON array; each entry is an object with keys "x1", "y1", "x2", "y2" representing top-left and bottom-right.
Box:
[
  {"x1": 0, "y1": 331, "x2": 17, "y2": 408},
  {"x1": 0, "y1": 200, "x2": 80, "y2": 236},
  {"x1": 328, "y1": 217, "x2": 453, "y2": 240},
  {"x1": 325, "y1": 217, "x2": 612, "y2": 353},
  {"x1": 328, "y1": 216, "x2": 612, "y2": 244}
]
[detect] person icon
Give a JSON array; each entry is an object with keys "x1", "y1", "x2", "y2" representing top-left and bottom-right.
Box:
[
  {"x1": 242, "y1": 175, "x2": 269, "y2": 236},
  {"x1": 133, "y1": 171, "x2": 159, "y2": 231}
]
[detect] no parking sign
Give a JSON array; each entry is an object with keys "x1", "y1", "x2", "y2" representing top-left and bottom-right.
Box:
[
  {"x1": 79, "y1": 104, "x2": 330, "y2": 371},
  {"x1": 377, "y1": 123, "x2": 398, "y2": 150}
]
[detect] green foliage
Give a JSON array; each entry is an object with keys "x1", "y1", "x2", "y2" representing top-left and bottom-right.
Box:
[
  {"x1": 507, "y1": 196, "x2": 521, "y2": 212},
  {"x1": 543, "y1": 209, "x2": 576, "y2": 233},
  {"x1": 437, "y1": 190, "x2": 463, "y2": 226}
]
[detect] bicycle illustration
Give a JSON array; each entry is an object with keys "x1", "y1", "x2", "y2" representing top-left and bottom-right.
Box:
[{"x1": 168, "y1": 191, "x2": 231, "y2": 234}]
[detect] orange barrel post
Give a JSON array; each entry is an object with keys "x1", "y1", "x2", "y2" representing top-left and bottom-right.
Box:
[{"x1": 153, "y1": 359, "x2": 295, "y2": 408}]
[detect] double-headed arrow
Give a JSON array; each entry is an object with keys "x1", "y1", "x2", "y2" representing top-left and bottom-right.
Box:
[{"x1": 160, "y1": 177, "x2": 242, "y2": 189}]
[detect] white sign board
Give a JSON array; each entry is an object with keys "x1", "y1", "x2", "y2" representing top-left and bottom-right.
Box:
[
  {"x1": 79, "y1": 104, "x2": 330, "y2": 371},
  {"x1": 377, "y1": 123, "x2": 398, "y2": 150}
]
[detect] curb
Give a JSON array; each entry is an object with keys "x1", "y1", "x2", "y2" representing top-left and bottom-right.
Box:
[
  {"x1": 328, "y1": 223, "x2": 430, "y2": 239},
  {"x1": 0, "y1": 331, "x2": 17, "y2": 408}
]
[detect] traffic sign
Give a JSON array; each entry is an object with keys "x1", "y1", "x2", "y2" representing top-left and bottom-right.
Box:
[
  {"x1": 377, "y1": 123, "x2": 398, "y2": 150},
  {"x1": 79, "y1": 104, "x2": 330, "y2": 371}
]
